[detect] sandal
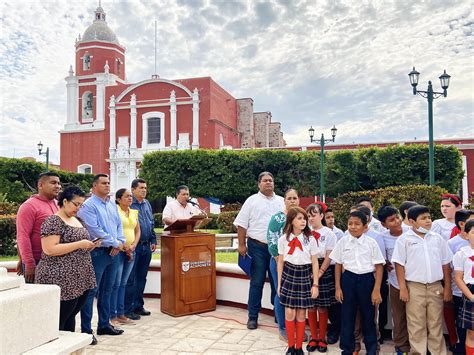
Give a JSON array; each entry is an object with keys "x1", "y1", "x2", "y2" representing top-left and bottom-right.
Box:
[
  {"x1": 317, "y1": 340, "x2": 328, "y2": 353},
  {"x1": 306, "y1": 339, "x2": 318, "y2": 352}
]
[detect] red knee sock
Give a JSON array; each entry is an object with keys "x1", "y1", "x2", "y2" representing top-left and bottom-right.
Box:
[
  {"x1": 285, "y1": 320, "x2": 295, "y2": 348},
  {"x1": 296, "y1": 321, "x2": 306, "y2": 349},
  {"x1": 318, "y1": 309, "x2": 328, "y2": 342},
  {"x1": 443, "y1": 304, "x2": 458, "y2": 345},
  {"x1": 466, "y1": 344, "x2": 474, "y2": 355},
  {"x1": 308, "y1": 309, "x2": 318, "y2": 341}
]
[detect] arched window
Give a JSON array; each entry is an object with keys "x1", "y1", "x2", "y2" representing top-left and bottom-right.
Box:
[
  {"x1": 116, "y1": 58, "x2": 122, "y2": 76},
  {"x1": 77, "y1": 164, "x2": 92, "y2": 174},
  {"x1": 82, "y1": 91, "x2": 94, "y2": 122},
  {"x1": 142, "y1": 111, "x2": 165, "y2": 149},
  {"x1": 83, "y1": 54, "x2": 91, "y2": 70}
]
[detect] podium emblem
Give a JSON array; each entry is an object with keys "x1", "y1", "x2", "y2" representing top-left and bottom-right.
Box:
[{"x1": 181, "y1": 261, "x2": 190, "y2": 272}]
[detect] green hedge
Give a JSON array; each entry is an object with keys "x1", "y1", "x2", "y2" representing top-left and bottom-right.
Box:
[
  {"x1": 0, "y1": 216, "x2": 17, "y2": 256},
  {"x1": 330, "y1": 184, "x2": 448, "y2": 230},
  {"x1": 0, "y1": 157, "x2": 94, "y2": 203},
  {"x1": 141, "y1": 145, "x2": 463, "y2": 203}
]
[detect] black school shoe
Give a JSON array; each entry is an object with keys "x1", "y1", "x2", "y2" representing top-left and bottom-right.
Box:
[
  {"x1": 97, "y1": 326, "x2": 124, "y2": 335},
  {"x1": 285, "y1": 346, "x2": 296, "y2": 355},
  {"x1": 246, "y1": 318, "x2": 258, "y2": 329},
  {"x1": 317, "y1": 340, "x2": 328, "y2": 353},
  {"x1": 125, "y1": 312, "x2": 141, "y2": 320},
  {"x1": 134, "y1": 307, "x2": 151, "y2": 316},
  {"x1": 326, "y1": 332, "x2": 339, "y2": 345},
  {"x1": 306, "y1": 339, "x2": 318, "y2": 352}
]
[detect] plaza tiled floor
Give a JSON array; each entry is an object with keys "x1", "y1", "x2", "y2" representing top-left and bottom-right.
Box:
[{"x1": 82, "y1": 299, "x2": 400, "y2": 354}]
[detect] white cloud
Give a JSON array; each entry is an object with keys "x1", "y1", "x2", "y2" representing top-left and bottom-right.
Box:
[{"x1": 0, "y1": 0, "x2": 472, "y2": 165}]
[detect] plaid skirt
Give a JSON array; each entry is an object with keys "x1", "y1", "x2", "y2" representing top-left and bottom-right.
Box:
[
  {"x1": 280, "y1": 261, "x2": 314, "y2": 309},
  {"x1": 313, "y1": 259, "x2": 336, "y2": 308},
  {"x1": 459, "y1": 284, "x2": 474, "y2": 330}
]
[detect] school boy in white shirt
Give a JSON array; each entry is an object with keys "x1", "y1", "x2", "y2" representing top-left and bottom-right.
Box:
[
  {"x1": 330, "y1": 210, "x2": 385, "y2": 355},
  {"x1": 392, "y1": 205, "x2": 452, "y2": 355},
  {"x1": 378, "y1": 205, "x2": 410, "y2": 354}
]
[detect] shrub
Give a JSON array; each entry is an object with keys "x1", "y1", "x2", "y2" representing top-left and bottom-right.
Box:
[
  {"x1": 330, "y1": 184, "x2": 448, "y2": 230},
  {"x1": 0, "y1": 201, "x2": 19, "y2": 215},
  {"x1": 0, "y1": 215, "x2": 17, "y2": 256},
  {"x1": 216, "y1": 211, "x2": 239, "y2": 233},
  {"x1": 204, "y1": 213, "x2": 219, "y2": 230}
]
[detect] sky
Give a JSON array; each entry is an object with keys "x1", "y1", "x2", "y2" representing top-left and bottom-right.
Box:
[{"x1": 0, "y1": 0, "x2": 473, "y2": 164}]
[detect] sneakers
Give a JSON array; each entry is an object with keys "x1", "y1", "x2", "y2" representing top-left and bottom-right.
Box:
[
  {"x1": 279, "y1": 329, "x2": 288, "y2": 341},
  {"x1": 246, "y1": 318, "x2": 258, "y2": 329}
]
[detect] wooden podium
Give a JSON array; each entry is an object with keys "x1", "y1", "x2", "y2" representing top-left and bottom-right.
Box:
[{"x1": 160, "y1": 216, "x2": 216, "y2": 316}]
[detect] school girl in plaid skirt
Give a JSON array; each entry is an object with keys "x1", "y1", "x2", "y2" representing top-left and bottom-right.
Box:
[
  {"x1": 278, "y1": 207, "x2": 319, "y2": 355},
  {"x1": 453, "y1": 220, "x2": 474, "y2": 354},
  {"x1": 305, "y1": 203, "x2": 337, "y2": 353}
]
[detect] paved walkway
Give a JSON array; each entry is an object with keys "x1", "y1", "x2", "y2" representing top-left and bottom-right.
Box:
[{"x1": 82, "y1": 299, "x2": 400, "y2": 354}]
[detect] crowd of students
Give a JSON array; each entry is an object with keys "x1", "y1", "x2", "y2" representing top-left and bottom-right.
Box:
[{"x1": 270, "y1": 192, "x2": 474, "y2": 355}]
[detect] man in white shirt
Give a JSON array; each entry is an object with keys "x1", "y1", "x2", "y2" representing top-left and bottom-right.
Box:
[
  {"x1": 233, "y1": 172, "x2": 285, "y2": 330},
  {"x1": 162, "y1": 185, "x2": 201, "y2": 228},
  {"x1": 392, "y1": 205, "x2": 452, "y2": 355}
]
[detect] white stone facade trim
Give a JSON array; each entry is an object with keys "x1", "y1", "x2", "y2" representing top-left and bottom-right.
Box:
[
  {"x1": 115, "y1": 78, "x2": 193, "y2": 103},
  {"x1": 192, "y1": 88, "x2": 200, "y2": 148},
  {"x1": 76, "y1": 44, "x2": 125, "y2": 56},
  {"x1": 170, "y1": 90, "x2": 177, "y2": 148},
  {"x1": 77, "y1": 164, "x2": 93, "y2": 174}
]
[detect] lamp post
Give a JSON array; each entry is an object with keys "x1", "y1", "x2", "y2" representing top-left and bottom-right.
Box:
[
  {"x1": 308, "y1": 125, "x2": 337, "y2": 201},
  {"x1": 37, "y1": 141, "x2": 49, "y2": 172},
  {"x1": 408, "y1": 67, "x2": 451, "y2": 185}
]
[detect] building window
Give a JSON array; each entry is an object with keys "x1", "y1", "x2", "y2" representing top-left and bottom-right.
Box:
[
  {"x1": 116, "y1": 58, "x2": 122, "y2": 76},
  {"x1": 83, "y1": 54, "x2": 91, "y2": 70},
  {"x1": 78, "y1": 164, "x2": 93, "y2": 174},
  {"x1": 82, "y1": 91, "x2": 94, "y2": 121},
  {"x1": 142, "y1": 111, "x2": 165, "y2": 149},
  {"x1": 148, "y1": 117, "x2": 161, "y2": 144}
]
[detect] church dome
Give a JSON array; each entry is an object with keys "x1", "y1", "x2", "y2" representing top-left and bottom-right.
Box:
[{"x1": 82, "y1": 6, "x2": 119, "y2": 45}]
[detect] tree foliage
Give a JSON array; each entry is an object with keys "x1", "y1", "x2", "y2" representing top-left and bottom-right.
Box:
[{"x1": 0, "y1": 158, "x2": 94, "y2": 203}]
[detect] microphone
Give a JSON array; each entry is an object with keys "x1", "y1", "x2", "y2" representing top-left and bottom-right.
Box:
[
  {"x1": 187, "y1": 198, "x2": 208, "y2": 218},
  {"x1": 187, "y1": 198, "x2": 199, "y2": 207}
]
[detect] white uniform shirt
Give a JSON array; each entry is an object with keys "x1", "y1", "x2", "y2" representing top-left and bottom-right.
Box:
[
  {"x1": 448, "y1": 235, "x2": 470, "y2": 296},
  {"x1": 431, "y1": 218, "x2": 456, "y2": 241},
  {"x1": 453, "y1": 246, "x2": 474, "y2": 285},
  {"x1": 402, "y1": 223, "x2": 411, "y2": 232},
  {"x1": 162, "y1": 199, "x2": 201, "y2": 227},
  {"x1": 391, "y1": 229, "x2": 452, "y2": 284},
  {"x1": 233, "y1": 192, "x2": 285, "y2": 243},
  {"x1": 329, "y1": 233, "x2": 385, "y2": 274},
  {"x1": 370, "y1": 217, "x2": 387, "y2": 233},
  {"x1": 332, "y1": 226, "x2": 345, "y2": 241},
  {"x1": 311, "y1": 226, "x2": 337, "y2": 259},
  {"x1": 343, "y1": 228, "x2": 387, "y2": 259},
  {"x1": 383, "y1": 231, "x2": 402, "y2": 289},
  {"x1": 278, "y1": 233, "x2": 318, "y2": 265}
]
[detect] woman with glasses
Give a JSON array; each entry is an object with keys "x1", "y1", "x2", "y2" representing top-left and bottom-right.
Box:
[{"x1": 35, "y1": 185, "x2": 98, "y2": 332}]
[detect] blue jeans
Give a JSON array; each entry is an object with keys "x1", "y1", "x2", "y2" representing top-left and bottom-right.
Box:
[
  {"x1": 81, "y1": 247, "x2": 119, "y2": 332},
  {"x1": 247, "y1": 238, "x2": 275, "y2": 320},
  {"x1": 340, "y1": 271, "x2": 377, "y2": 355},
  {"x1": 125, "y1": 242, "x2": 152, "y2": 314},
  {"x1": 110, "y1": 251, "x2": 135, "y2": 318},
  {"x1": 269, "y1": 257, "x2": 285, "y2": 331}
]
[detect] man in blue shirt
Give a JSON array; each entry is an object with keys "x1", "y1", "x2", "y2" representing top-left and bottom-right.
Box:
[
  {"x1": 125, "y1": 178, "x2": 157, "y2": 319},
  {"x1": 78, "y1": 174, "x2": 126, "y2": 342}
]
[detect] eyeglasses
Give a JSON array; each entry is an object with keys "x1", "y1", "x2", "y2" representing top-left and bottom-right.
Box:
[{"x1": 70, "y1": 200, "x2": 83, "y2": 208}]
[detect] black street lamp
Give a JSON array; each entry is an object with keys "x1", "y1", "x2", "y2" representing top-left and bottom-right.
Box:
[
  {"x1": 37, "y1": 141, "x2": 49, "y2": 172},
  {"x1": 308, "y1": 125, "x2": 337, "y2": 201},
  {"x1": 408, "y1": 67, "x2": 451, "y2": 185}
]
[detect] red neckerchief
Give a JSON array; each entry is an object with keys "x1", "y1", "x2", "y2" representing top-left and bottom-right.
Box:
[
  {"x1": 450, "y1": 226, "x2": 461, "y2": 239},
  {"x1": 288, "y1": 237, "x2": 303, "y2": 255},
  {"x1": 311, "y1": 230, "x2": 321, "y2": 246},
  {"x1": 469, "y1": 256, "x2": 474, "y2": 277}
]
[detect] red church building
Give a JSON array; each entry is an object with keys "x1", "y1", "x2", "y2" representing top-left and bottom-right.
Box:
[{"x1": 60, "y1": 5, "x2": 285, "y2": 191}]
